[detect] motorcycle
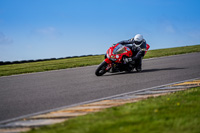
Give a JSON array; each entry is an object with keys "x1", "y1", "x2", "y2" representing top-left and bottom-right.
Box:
[{"x1": 95, "y1": 43, "x2": 150, "y2": 76}]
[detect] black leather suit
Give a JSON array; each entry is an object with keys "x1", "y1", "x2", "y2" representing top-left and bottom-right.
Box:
[{"x1": 118, "y1": 38, "x2": 147, "y2": 69}]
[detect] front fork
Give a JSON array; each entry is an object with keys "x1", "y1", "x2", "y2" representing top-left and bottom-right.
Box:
[
  {"x1": 106, "y1": 64, "x2": 112, "y2": 71},
  {"x1": 104, "y1": 58, "x2": 112, "y2": 71}
]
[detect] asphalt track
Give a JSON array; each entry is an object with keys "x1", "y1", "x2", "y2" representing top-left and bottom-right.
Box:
[{"x1": 0, "y1": 53, "x2": 200, "y2": 122}]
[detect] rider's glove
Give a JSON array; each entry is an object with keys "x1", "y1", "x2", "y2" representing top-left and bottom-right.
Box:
[{"x1": 124, "y1": 57, "x2": 132, "y2": 64}]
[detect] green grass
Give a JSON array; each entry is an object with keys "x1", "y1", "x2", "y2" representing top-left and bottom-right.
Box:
[
  {"x1": 0, "y1": 55, "x2": 104, "y2": 76},
  {"x1": 0, "y1": 44, "x2": 200, "y2": 76},
  {"x1": 27, "y1": 87, "x2": 200, "y2": 133},
  {"x1": 144, "y1": 44, "x2": 200, "y2": 59}
]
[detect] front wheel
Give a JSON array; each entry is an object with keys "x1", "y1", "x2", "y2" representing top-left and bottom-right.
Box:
[{"x1": 95, "y1": 61, "x2": 109, "y2": 76}]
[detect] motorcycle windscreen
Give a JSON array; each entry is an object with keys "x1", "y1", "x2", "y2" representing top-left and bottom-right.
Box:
[{"x1": 113, "y1": 44, "x2": 126, "y2": 54}]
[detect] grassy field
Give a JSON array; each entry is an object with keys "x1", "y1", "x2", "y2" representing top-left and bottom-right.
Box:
[
  {"x1": 0, "y1": 44, "x2": 200, "y2": 76},
  {"x1": 27, "y1": 87, "x2": 200, "y2": 133}
]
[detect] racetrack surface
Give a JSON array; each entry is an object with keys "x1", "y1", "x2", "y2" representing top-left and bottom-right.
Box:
[{"x1": 0, "y1": 53, "x2": 200, "y2": 122}]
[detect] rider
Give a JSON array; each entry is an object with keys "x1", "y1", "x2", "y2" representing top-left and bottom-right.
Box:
[{"x1": 117, "y1": 34, "x2": 147, "y2": 72}]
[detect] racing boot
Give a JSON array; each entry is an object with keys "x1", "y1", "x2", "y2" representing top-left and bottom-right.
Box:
[
  {"x1": 136, "y1": 65, "x2": 142, "y2": 72},
  {"x1": 136, "y1": 58, "x2": 142, "y2": 72}
]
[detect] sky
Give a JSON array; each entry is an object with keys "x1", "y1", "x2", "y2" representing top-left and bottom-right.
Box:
[{"x1": 0, "y1": 0, "x2": 200, "y2": 61}]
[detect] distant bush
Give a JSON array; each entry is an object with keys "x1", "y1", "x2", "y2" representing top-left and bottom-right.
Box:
[{"x1": 0, "y1": 54, "x2": 102, "y2": 65}]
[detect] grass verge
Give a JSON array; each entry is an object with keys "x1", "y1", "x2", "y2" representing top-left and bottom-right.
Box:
[
  {"x1": 0, "y1": 44, "x2": 200, "y2": 76},
  {"x1": 27, "y1": 87, "x2": 200, "y2": 133}
]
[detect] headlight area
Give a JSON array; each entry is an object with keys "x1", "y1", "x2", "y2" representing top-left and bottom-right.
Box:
[
  {"x1": 109, "y1": 56, "x2": 117, "y2": 61},
  {"x1": 110, "y1": 58, "x2": 117, "y2": 61}
]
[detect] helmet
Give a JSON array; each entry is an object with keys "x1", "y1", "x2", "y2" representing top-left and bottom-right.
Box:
[{"x1": 134, "y1": 34, "x2": 143, "y2": 45}]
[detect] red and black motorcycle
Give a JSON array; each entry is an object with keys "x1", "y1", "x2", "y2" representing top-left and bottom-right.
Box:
[{"x1": 95, "y1": 43, "x2": 150, "y2": 76}]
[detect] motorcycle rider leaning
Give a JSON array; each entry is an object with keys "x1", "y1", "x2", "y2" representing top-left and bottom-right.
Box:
[{"x1": 117, "y1": 34, "x2": 147, "y2": 72}]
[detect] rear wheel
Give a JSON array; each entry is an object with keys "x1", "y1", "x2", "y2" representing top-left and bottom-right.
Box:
[{"x1": 95, "y1": 61, "x2": 108, "y2": 76}]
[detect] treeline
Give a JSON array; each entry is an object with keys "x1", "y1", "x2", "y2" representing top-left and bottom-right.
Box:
[{"x1": 0, "y1": 54, "x2": 101, "y2": 65}]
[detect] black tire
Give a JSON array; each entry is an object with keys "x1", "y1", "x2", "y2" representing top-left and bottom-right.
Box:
[{"x1": 95, "y1": 61, "x2": 108, "y2": 76}]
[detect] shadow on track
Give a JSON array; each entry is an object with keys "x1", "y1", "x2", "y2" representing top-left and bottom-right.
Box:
[
  {"x1": 104, "y1": 67, "x2": 185, "y2": 76},
  {"x1": 142, "y1": 67, "x2": 185, "y2": 73}
]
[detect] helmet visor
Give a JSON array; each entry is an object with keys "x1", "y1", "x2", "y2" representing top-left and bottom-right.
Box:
[{"x1": 135, "y1": 41, "x2": 141, "y2": 45}]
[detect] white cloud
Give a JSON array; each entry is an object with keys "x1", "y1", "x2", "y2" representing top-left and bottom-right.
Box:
[
  {"x1": 165, "y1": 25, "x2": 176, "y2": 33},
  {"x1": 35, "y1": 27, "x2": 62, "y2": 39},
  {"x1": 157, "y1": 19, "x2": 177, "y2": 34},
  {"x1": 0, "y1": 32, "x2": 13, "y2": 45},
  {"x1": 36, "y1": 27, "x2": 56, "y2": 35}
]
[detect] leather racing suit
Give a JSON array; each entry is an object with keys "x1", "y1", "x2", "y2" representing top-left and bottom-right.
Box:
[{"x1": 117, "y1": 38, "x2": 147, "y2": 69}]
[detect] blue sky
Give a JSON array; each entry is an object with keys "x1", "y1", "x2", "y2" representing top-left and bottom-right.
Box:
[{"x1": 0, "y1": 0, "x2": 200, "y2": 61}]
